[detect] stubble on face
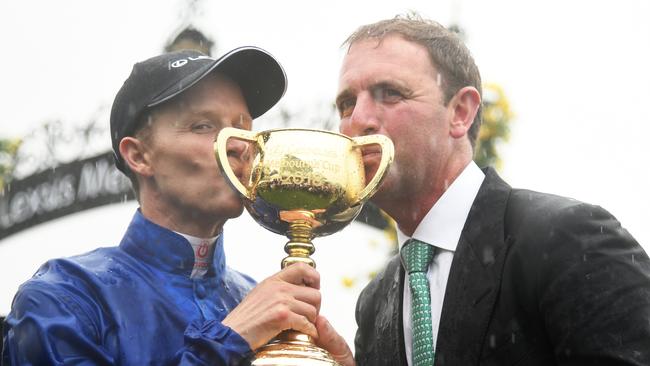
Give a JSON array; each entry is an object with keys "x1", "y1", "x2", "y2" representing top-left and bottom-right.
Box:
[{"x1": 337, "y1": 36, "x2": 452, "y2": 225}]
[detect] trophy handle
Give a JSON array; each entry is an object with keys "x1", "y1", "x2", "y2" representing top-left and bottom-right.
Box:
[
  {"x1": 214, "y1": 127, "x2": 258, "y2": 200},
  {"x1": 351, "y1": 134, "x2": 394, "y2": 205}
]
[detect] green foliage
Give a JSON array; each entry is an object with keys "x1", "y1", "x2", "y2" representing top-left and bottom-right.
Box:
[
  {"x1": 474, "y1": 83, "x2": 514, "y2": 170},
  {"x1": 0, "y1": 138, "x2": 22, "y2": 190}
]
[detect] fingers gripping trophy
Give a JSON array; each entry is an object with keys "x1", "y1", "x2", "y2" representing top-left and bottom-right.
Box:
[{"x1": 215, "y1": 127, "x2": 394, "y2": 366}]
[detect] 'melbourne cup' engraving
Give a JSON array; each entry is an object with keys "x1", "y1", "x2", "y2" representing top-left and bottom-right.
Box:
[{"x1": 215, "y1": 128, "x2": 393, "y2": 239}]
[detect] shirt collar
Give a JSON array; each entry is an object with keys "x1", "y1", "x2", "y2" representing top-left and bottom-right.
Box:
[
  {"x1": 119, "y1": 209, "x2": 226, "y2": 278},
  {"x1": 397, "y1": 161, "x2": 485, "y2": 252},
  {"x1": 176, "y1": 232, "x2": 220, "y2": 279}
]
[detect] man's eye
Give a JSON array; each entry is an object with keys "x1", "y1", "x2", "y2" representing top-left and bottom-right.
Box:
[
  {"x1": 191, "y1": 122, "x2": 215, "y2": 132},
  {"x1": 338, "y1": 99, "x2": 355, "y2": 118},
  {"x1": 373, "y1": 87, "x2": 403, "y2": 103}
]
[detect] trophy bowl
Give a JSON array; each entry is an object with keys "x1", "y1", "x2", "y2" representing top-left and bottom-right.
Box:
[{"x1": 215, "y1": 127, "x2": 393, "y2": 365}]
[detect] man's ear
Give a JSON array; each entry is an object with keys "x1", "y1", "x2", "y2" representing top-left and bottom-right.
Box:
[
  {"x1": 448, "y1": 86, "x2": 481, "y2": 139},
  {"x1": 119, "y1": 137, "x2": 153, "y2": 177}
]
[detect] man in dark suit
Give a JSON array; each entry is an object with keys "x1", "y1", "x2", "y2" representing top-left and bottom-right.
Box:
[{"x1": 315, "y1": 14, "x2": 650, "y2": 366}]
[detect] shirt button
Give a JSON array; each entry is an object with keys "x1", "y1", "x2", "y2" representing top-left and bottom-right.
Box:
[{"x1": 195, "y1": 283, "x2": 206, "y2": 299}]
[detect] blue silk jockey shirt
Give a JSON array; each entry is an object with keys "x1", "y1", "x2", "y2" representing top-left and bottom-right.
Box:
[{"x1": 2, "y1": 210, "x2": 257, "y2": 365}]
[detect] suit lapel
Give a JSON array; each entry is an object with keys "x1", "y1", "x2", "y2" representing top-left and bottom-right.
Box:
[
  {"x1": 384, "y1": 255, "x2": 408, "y2": 365},
  {"x1": 435, "y1": 168, "x2": 512, "y2": 365},
  {"x1": 396, "y1": 260, "x2": 407, "y2": 364}
]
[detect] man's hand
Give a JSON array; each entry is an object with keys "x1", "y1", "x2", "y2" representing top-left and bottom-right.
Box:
[
  {"x1": 223, "y1": 262, "x2": 321, "y2": 350},
  {"x1": 314, "y1": 315, "x2": 356, "y2": 366}
]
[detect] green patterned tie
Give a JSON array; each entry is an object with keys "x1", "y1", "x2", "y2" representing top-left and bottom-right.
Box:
[{"x1": 402, "y1": 238, "x2": 436, "y2": 366}]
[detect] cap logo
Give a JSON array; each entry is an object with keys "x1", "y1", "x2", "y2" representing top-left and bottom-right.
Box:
[{"x1": 169, "y1": 55, "x2": 214, "y2": 69}]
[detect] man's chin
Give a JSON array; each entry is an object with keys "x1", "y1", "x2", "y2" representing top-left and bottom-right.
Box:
[
  {"x1": 233, "y1": 205, "x2": 246, "y2": 218},
  {"x1": 364, "y1": 166, "x2": 380, "y2": 185},
  {"x1": 221, "y1": 200, "x2": 246, "y2": 219},
  {"x1": 204, "y1": 198, "x2": 245, "y2": 222},
  {"x1": 366, "y1": 171, "x2": 396, "y2": 207}
]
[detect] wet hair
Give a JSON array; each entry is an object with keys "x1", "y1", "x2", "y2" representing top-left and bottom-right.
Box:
[{"x1": 343, "y1": 13, "x2": 483, "y2": 148}]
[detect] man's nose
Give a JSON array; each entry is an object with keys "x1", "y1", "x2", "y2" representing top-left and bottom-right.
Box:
[
  {"x1": 347, "y1": 94, "x2": 381, "y2": 136},
  {"x1": 226, "y1": 139, "x2": 250, "y2": 162}
]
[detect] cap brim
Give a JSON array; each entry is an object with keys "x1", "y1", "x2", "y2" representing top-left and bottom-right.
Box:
[{"x1": 148, "y1": 46, "x2": 287, "y2": 119}]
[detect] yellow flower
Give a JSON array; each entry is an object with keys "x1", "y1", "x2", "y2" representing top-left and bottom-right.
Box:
[{"x1": 341, "y1": 276, "x2": 355, "y2": 288}]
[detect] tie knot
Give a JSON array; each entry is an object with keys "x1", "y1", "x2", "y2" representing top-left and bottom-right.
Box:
[{"x1": 401, "y1": 239, "x2": 435, "y2": 274}]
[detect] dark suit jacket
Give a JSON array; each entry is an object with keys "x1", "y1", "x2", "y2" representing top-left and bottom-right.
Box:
[{"x1": 355, "y1": 168, "x2": 650, "y2": 365}]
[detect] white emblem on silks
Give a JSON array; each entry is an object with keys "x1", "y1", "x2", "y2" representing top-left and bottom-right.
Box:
[{"x1": 169, "y1": 55, "x2": 215, "y2": 68}]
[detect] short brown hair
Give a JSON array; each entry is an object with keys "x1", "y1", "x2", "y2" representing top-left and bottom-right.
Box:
[{"x1": 343, "y1": 13, "x2": 483, "y2": 148}]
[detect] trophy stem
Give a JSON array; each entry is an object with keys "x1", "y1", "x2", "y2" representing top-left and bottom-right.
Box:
[
  {"x1": 249, "y1": 211, "x2": 340, "y2": 365},
  {"x1": 281, "y1": 212, "x2": 316, "y2": 269}
]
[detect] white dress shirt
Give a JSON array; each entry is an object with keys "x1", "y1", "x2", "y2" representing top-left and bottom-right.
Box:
[{"x1": 398, "y1": 161, "x2": 485, "y2": 365}]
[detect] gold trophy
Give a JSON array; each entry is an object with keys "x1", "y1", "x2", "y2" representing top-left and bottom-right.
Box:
[{"x1": 215, "y1": 128, "x2": 393, "y2": 366}]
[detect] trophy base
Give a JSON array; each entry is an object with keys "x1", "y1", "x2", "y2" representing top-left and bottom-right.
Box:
[{"x1": 249, "y1": 330, "x2": 341, "y2": 366}]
